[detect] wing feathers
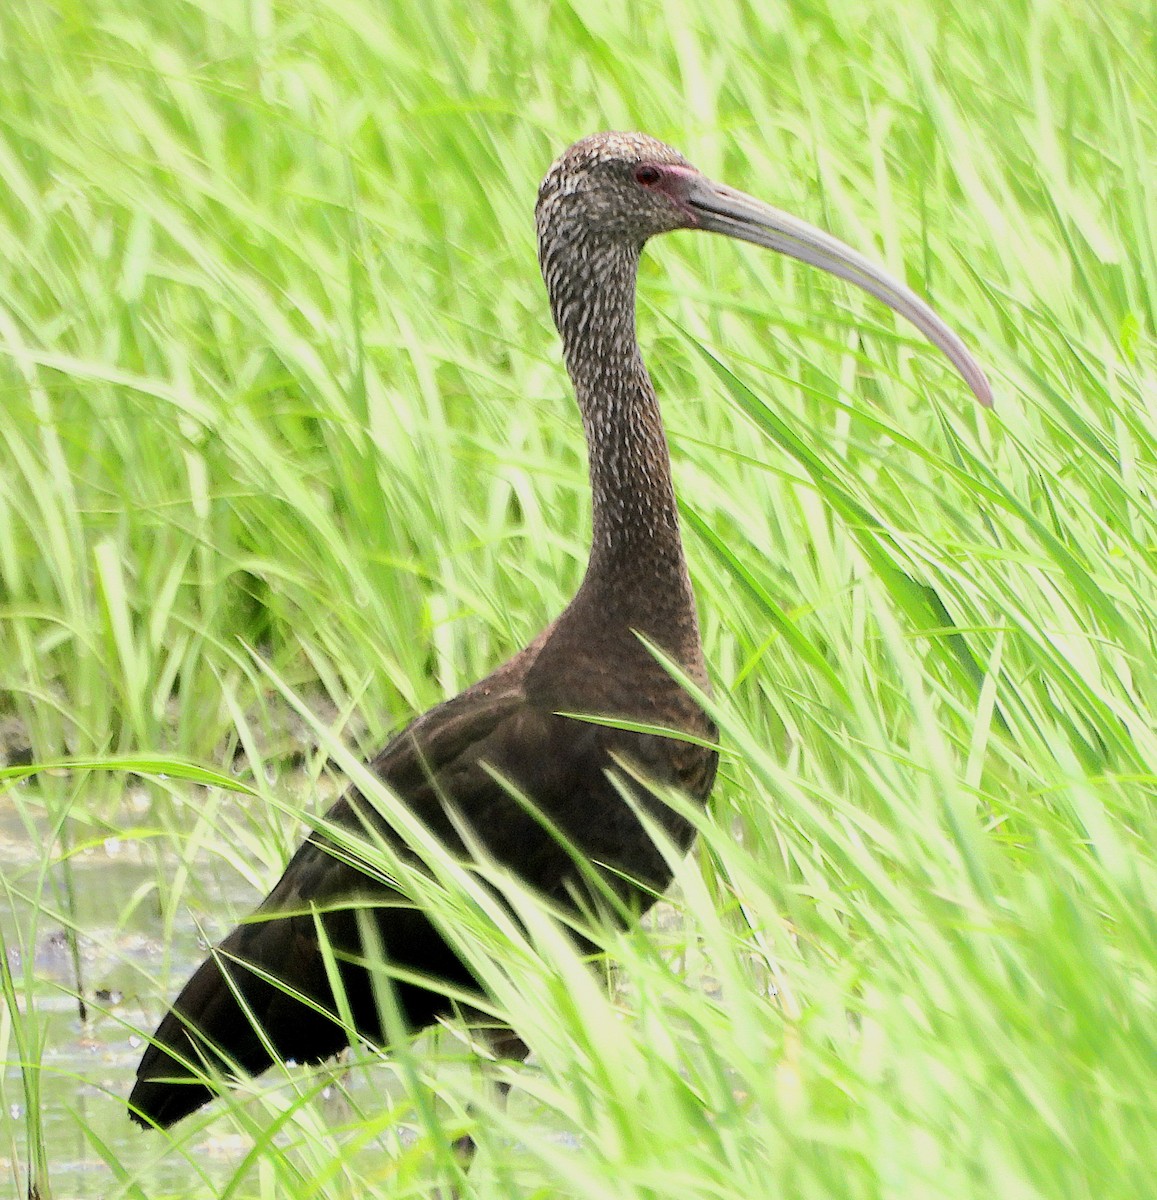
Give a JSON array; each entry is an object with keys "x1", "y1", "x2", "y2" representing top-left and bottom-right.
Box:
[{"x1": 131, "y1": 676, "x2": 716, "y2": 1128}]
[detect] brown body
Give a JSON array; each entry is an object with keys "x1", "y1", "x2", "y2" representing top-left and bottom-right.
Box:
[{"x1": 131, "y1": 555, "x2": 715, "y2": 1126}]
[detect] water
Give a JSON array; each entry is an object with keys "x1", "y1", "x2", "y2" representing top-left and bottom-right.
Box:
[
  {"x1": 0, "y1": 778, "x2": 370, "y2": 1198},
  {"x1": 0, "y1": 772, "x2": 697, "y2": 1197}
]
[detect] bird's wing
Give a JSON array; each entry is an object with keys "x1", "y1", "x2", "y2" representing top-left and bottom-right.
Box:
[
  {"x1": 128, "y1": 682, "x2": 539, "y2": 1127},
  {"x1": 130, "y1": 675, "x2": 711, "y2": 1129}
]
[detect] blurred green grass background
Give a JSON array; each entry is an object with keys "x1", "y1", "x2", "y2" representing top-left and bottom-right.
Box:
[{"x1": 1, "y1": 0, "x2": 1155, "y2": 1196}]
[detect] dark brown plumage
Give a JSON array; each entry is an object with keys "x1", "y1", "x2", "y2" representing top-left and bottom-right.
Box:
[{"x1": 130, "y1": 132, "x2": 990, "y2": 1130}]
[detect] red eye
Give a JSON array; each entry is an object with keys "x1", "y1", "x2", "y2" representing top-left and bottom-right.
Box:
[{"x1": 635, "y1": 164, "x2": 661, "y2": 186}]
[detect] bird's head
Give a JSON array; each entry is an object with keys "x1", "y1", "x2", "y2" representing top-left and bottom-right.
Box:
[
  {"x1": 536, "y1": 132, "x2": 700, "y2": 245},
  {"x1": 537, "y1": 131, "x2": 992, "y2": 408}
]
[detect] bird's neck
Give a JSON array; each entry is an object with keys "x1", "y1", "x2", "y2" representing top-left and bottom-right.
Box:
[{"x1": 547, "y1": 240, "x2": 697, "y2": 634}]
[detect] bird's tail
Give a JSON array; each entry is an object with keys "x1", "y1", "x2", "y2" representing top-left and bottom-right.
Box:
[{"x1": 129, "y1": 914, "x2": 352, "y2": 1129}]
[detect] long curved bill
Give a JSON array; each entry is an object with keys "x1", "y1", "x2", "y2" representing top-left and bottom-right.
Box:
[{"x1": 685, "y1": 177, "x2": 993, "y2": 408}]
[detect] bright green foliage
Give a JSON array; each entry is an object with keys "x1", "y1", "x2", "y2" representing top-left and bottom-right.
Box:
[{"x1": 0, "y1": 0, "x2": 1154, "y2": 1196}]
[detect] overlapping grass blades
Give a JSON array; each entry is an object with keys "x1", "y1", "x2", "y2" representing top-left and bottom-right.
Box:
[{"x1": 1, "y1": 0, "x2": 1155, "y2": 1195}]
